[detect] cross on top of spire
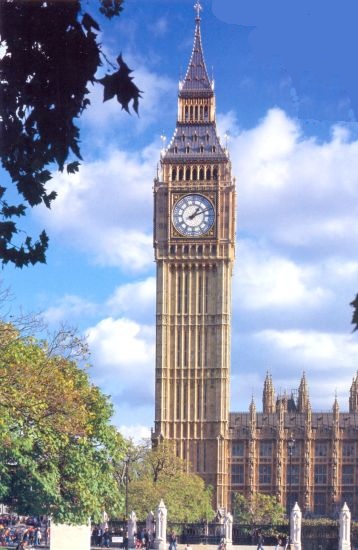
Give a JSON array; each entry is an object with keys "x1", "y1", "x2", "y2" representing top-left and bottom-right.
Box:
[{"x1": 194, "y1": 0, "x2": 202, "y2": 21}]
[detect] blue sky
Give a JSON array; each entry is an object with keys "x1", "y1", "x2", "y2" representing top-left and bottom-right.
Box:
[{"x1": 6, "y1": 0, "x2": 358, "y2": 440}]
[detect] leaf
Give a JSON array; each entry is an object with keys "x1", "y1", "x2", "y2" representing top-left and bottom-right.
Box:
[
  {"x1": 350, "y1": 294, "x2": 358, "y2": 332},
  {"x1": 67, "y1": 161, "x2": 80, "y2": 174},
  {"x1": 98, "y1": 55, "x2": 142, "y2": 114},
  {"x1": 82, "y1": 12, "x2": 100, "y2": 32}
]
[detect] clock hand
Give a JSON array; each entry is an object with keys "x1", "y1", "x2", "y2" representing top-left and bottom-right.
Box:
[
  {"x1": 188, "y1": 206, "x2": 201, "y2": 220},
  {"x1": 190, "y1": 207, "x2": 210, "y2": 219}
]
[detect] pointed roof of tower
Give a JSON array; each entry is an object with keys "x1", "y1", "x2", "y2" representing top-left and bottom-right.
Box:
[{"x1": 180, "y1": 2, "x2": 213, "y2": 96}]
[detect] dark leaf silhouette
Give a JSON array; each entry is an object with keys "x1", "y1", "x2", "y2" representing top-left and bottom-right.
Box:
[
  {"x1": 351, "y1": 294, "x2": 358, "y2": 332},
  {"x1": 98, "y1": 54, "x2": 142, "y2": 114}
]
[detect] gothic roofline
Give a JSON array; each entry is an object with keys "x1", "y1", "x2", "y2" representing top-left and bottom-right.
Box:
[
  {"x1": 161, "y1": 154, "x2": 228, "y2": 163},
  {"x1": 179, "y1": 89, "x2": 214, "y2": 99}
]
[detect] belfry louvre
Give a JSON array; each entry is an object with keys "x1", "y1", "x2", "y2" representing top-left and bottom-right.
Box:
[{"x1": 151, "y1": 3, "x2": 358, "y2": 518}]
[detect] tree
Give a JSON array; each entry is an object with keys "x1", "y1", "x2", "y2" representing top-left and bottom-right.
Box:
[
  {"x1": 351, "y1": 294, "x2": 358, "y2": 332},
  {"x1": 232, "y1": 493, "x2": 285, "y2": 525},
  {"x1": 121, "y1": 441, "x2": 214, "y2": 522},
  {"x1": 0, "y1": 320, "x2": 126, "y2": 524},
  {"x1": 0, "y1": 0, "x2": 141, "y2": 267}
]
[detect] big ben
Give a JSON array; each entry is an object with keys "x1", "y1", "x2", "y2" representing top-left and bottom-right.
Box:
[{"x1": 152, "y1": 2, "x2": 236, "y2": 510}]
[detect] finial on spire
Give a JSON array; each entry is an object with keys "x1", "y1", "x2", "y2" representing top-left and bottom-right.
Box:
[{"x1": 194, "y1": 0, "x2": 202, "y2": 21}]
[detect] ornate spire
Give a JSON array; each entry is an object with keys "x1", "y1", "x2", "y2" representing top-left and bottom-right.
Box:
[
  {"x1": 298, "y1": 372, "x2": 309, "y2": 413},
  {"x1": 162, "y1": 3, "x2": 227, "y2": 162},
  {"x1": 180, "y1": 2, "x2": 213, "y2": 95},
  {"x1": 349, "y1": 371, "x2": 358, "y2": 413},
  {"x1": 333, "y1": 392, "x2": 339, "y2": 419},
  {"x1": 263, "y1": 372, "x2": 275, "y2": 414}
]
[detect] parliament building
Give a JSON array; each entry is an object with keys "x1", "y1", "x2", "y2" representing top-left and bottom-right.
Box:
[{"x1": 151, "y1": 3, "x2": 358, "y2": 519}]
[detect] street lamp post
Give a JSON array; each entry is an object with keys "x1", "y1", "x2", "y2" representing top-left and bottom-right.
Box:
[
  {"x1": 287, "y1": 435, "x2": 295, "y2": 549},
  {"x1": 125, "y1": 458, "x2": 129, "y2": 520}
]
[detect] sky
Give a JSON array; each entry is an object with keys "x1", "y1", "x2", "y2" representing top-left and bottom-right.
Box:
[{"x1": 5, "y1": 0, "x2": 358, "y2": 441}]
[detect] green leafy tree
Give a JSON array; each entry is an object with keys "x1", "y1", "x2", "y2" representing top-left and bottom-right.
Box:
[
  {"x1": 233, "y1": 493, "x2": 285, "y2": 525},
  {"x1": 121, "y1": 441, "x2": 214, "y2": 522},
  {"x1": 0, "y1": 320, "x2": 126, "y2": 523},
  {"x1": 0, "y1": 0, "x2": 141, "y2": 267}
]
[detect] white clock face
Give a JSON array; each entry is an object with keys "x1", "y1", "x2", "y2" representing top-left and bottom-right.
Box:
[{"x1": 172, "y1": 194, "x2": 215, "y2": 237}]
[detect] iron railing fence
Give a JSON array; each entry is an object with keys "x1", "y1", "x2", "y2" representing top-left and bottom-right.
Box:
[{"x1": 105, "y1": 519, "x2": 358, "y2": 549}]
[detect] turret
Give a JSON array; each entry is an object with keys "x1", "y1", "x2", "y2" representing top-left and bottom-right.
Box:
[
  {"x1": 249, "y1": 397, "x2": 256, "y2": 429},
  {"x1": 349, "y1": 372, "x2": 358, "y2": 412},
  {"x1": 263, "y1": 372, "x2": 275, "y2": 414},
  {"x1": 333, "y1": 393, "x2": 340, "y2": 428},
  {"x1": 298, "y1": 372, "x2": 310, "y2": 413}
]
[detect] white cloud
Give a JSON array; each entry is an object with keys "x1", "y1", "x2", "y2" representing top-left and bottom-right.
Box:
[
  {"x1": 86, "y1": 316, "x2": 155, "y2": 408},
  {"x1": 86, "y1": 316, "x2": 154, "y2": 372},
  {"x1": 119, "y1": 424, "x2": 151, "y2": 443},
  {"x1": 107, "y1": 277, "x2": 155, "y2": 321},
  {"x1": 234, "y1": 239, "x2": 329, "y2": 310},
  {"x1": 256, "y1": 329, "x2": 358, "y2": 369},
  {"x1": 38, "y1": 148, "x2": 156, "y2": 271},
  {"x1": 225, "y1": 108, "x2": 358, "y2": 252},
  {"x1": 42, "y1": 295, "x2": 97, "y2": 325}
]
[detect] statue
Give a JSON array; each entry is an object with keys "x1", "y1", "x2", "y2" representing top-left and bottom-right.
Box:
[
  {"x1": 223, "y1": 512, "x2": 233, "y2": 550},
  {"x1": 339, "y1": 503, "x2": 351, "y2": 550},
  {"x1": 154, "y1": 500, "x2": 167, "y2": 550},
  {"x1": 290, "y1": 502, "x2": 302, "y2": 550}
]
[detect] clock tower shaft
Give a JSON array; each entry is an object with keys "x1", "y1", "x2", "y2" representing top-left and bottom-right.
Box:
[{"x1": 152, "y1": 7, "x2": 235, "y2": 510}]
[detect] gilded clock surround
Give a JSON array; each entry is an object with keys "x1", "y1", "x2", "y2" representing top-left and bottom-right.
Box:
[{"x1": 171, "y1": 192, "x2": 217, "y2": 239}]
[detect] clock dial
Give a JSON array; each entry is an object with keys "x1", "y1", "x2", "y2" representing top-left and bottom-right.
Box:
[{"x1": 172, "y1": 194, "x2": 215, "y2": 237}]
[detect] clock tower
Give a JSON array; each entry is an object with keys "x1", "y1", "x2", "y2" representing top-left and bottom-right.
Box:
[{"x1": 152, "y1": 3, "x2": 236, "y2": 510}]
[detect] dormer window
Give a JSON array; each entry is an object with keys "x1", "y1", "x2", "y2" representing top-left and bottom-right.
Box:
[
  {"x1": 206, "y1": 133, "x2": 210, "y2": 142},
  {"x1": 200, "y1": 145, "x2": 204, "y2": 153},
  {"x1": 185, "y1": 146, "x2": 190, "y2": 154},
  {"x1": 174, "y1": 146, "x2": 178, "y2": 154},
  {"x1": 212, "y1": 145, "x2": 216, "y2": 153},
  {"x1": 193, "y1": 133, "x2": 198, "y2": 142}
]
